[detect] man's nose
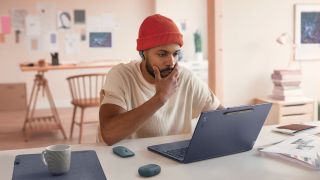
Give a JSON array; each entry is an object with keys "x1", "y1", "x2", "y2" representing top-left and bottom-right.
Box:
[{"x1": 165, "y1": 54, "x2": 176, "y2": 67}]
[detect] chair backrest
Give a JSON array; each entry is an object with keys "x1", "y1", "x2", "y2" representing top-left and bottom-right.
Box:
[
  {"x1": 97, "y1": 89, "x2": 106, "y2": 143},
  {"x1": 66, "y1": 73, "x2": 107, "y2": 107}
]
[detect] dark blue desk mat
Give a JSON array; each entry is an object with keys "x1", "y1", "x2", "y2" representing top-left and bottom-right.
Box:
[{"x1": 12, "y1": 150, "x2": 107, "y2": 180}]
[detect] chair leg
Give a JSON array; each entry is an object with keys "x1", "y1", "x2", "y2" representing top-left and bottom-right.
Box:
[
  {"x1": 70, "y1": 106, "x2": 77, "y2": 139},
  {"x1": 79, "y1": 108, "x2": 85, "y2": 144}
]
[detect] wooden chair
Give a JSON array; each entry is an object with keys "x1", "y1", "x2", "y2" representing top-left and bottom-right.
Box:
[{"x1": 66, "y1": 73, "x2": 106, "y2": 143}]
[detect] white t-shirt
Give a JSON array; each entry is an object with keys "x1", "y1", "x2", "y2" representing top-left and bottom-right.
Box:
[{"x1": 101, "y1": 61, "x2": 220, "y2": 138}]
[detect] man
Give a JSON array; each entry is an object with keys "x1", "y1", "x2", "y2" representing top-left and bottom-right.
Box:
[{"x1": 99, "y1": 14, "x2": 222, "y2": 145}]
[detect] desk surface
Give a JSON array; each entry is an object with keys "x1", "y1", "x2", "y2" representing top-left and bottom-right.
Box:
[
  {"x1": 19, "y1": 60, "x2": 128, "y2": 72},
  {"x1": 1, "y1": 123, "x2": 320, "y2": 180}
]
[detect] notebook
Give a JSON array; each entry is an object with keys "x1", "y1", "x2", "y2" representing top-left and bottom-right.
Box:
[
  {"x1": 148, "y1": 103, "x2": 272, "y2": 163},
  {"x1": 12, "y1": 150, "x2": 107, "y2": 180},
  {"x1": 272, "y1": 124, "x2": 317, "y2": 135}
]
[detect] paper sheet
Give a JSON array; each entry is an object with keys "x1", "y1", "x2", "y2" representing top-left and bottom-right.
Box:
[
  {"x1": 11, "y1": 9, "x2": 28, "y2": 31},
  {"x1": 25, "y1": 15, "x2": 41, "y2": 37},
  {"x1": 64, "y1": 33, "x2": 80, "y2": 54},
  {"x1": 30, "y1": 38, "x2": 39, "y2": 51},
  {"x1": 39, "y1": 32, "x2": 58, "y2": 52},
  {"x1": 261, "y1": 134, "x2": 320, "y2": 158},
  {"x1": 57, "y1": 11, "x2": 72, "y2": 29},
  {"x1": 1, "y1": 16, "x2": 11, "y2": 34},
  {"x1": 101, "y1": 14, "x2": 115, "y2": 31},
  {"x1": 74, "y1": 10, "x2": 86, "y2": 24},
  {"x1": 87, "y1": 16, "x2": 101, "y2": 32},
  {"x1": 0, "y1": 33, "x2": 5, "y2": 43},
  {"x1": 87, "y1": 14, "x2": 115, "y2": 32},
  {"x1": 36, "y1": 2, "x2": 56, "y2": 31}
]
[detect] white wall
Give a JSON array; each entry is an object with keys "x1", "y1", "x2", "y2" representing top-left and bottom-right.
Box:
[
  {"x1": 222, "y1": 0, "x2": 320, "y2": 106},
  {"x1": 4, "y1": 0, "x2": 318, "y2": 110},
  {"x1": 0, "y1": 0, "x2": 155, "y2": 108},
  {"x1": 0, "y1": 0, "x2": 207, "y2": 109},
  {"x1": 155, "y1": 0, "x2": 208, "y2": 61}
]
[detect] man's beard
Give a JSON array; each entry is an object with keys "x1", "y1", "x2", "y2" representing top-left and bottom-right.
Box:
[{"x1": 145, "y1": 59, "x2": 174, "y2": 78}]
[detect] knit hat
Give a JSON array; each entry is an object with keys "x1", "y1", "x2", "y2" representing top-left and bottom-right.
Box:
[{"x1": 136, "y1": 14, "x2": 183, "y2": 51}]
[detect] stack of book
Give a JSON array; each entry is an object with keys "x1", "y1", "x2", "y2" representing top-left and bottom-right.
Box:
[{"x1": 270, "y1": 69, "x2": 303, "y2": 101}]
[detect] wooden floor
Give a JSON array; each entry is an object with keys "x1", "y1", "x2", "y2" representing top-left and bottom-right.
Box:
[{"x1": 0, "y1": 107, "x2": 100, "y2": 150}]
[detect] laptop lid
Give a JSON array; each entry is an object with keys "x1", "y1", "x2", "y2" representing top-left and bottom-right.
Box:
[{"x1": 148, "y1": 103, "x2": 272, "y2": 163}]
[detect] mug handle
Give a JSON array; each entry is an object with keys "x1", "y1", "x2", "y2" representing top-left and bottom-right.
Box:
[{"x1": 41, "y1": 150, "x2": 48, "y2": 166}]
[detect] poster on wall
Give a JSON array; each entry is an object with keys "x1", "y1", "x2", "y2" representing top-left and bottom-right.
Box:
[
  {"x1": 36, "y1": 2, "x2": 56, "y2": 31},
  {"x1": 64, "y1": 33, "x2": 80, "y2": 54},
  {"x1": 74, "y1": 10, "x2": 86, "y2": 24},
  {"x1": 11, "y1": 9, "x2": 28, "y2": 32},
  {"x1": 87, "y1": 14, "x2": 115, "y2": 32},
  {"x1": 89, "y1": 32, "x2": 111, "y2": 48},
  {"x1": 295, "y1": 4, "x2": 320, "y2": 61},
  {"x1": 29, "y1": 38, "x2": 39, "y2": 51},
  {"x1": 41, "y1": 32, "x2": 58, "y2": 52},
  {"x1": 0, "y1": 33, "x2": 5, "y2": 43},
  {"x1": 57, "y1": 11, "x2": 72, "y2": 29},
  {"x1": 25, "y1": 15, "x2": 41, "y2": 37},
  {"x1": 1, "y1": 16, "x2": 11, "y2": 34},
  {"x1": 11, "y1": 9, "x2": 28, "y2": 43}
]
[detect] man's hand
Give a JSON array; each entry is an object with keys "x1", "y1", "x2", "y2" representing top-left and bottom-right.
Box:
[{"x1": 153, "y1": 63, "x2": 180, "y2": 103}]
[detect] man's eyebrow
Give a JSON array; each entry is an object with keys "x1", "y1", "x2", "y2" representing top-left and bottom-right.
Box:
[
  {"x1": 157, "y1": 49, "x2": 181, "y2": 53},
  {"x1": 157, "y1": 50, "x2": 169, "y2": 53}
]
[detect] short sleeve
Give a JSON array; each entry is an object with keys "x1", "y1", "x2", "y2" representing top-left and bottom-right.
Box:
[
  {"x1": 190, "y1": 75, "x2": 221, "y2": 118},
  {"x1": 101, "y1": 65, "x2": 128, "y2": 110}
]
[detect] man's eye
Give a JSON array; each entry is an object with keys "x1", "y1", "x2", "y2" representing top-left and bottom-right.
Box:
[{"x1": 158, "y1": 53, "x2": 166, "y2": 57}]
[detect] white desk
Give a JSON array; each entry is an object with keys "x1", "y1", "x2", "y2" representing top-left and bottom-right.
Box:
[{"x1": 1, "y1": 123, "x2": 320, "y2": 180}]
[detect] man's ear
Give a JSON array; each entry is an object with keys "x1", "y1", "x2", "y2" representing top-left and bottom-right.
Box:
[{"x1": 139, "y1": 51, "x2": 145, "y2": 60}]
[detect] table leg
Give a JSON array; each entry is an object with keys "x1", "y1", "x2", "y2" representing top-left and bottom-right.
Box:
[{"x1": 22, "y1": 72, "x2": 67, "y2": 141}]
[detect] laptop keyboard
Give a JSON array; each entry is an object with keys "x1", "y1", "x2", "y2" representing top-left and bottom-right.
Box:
[{"x1": 165, "y1": 147, "x2": 188, "y2": 159}]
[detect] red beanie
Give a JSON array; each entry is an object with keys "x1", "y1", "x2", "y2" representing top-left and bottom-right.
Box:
[{"x1": 136, "y1": 14, "x2": 183, "y2": 51}]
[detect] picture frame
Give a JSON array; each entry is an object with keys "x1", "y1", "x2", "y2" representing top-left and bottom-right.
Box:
[
  {"x1": 89, "y1": 32, "x2": 112, "y2": 48},
  {"x1": 295, "y1": 4, "x2": 320, "y2": 61}
]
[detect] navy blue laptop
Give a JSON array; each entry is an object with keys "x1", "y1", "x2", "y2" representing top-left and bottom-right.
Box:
[{"x1": 148, "y1": 103, "x2": 272, "y2": 163}]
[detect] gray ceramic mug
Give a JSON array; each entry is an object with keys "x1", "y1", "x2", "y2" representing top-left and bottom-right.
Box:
[{"x1": 41, "y1": 144, "x2": 71, "y2": 175}]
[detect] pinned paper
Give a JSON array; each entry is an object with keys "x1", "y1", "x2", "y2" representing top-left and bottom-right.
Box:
[
  {"x1": 25, "y1": 15, "x2": 41, "y2": 37},
  {"x1": 87, "y1": 16, "x2": 101, "y2": 32},
  {"x1": 50, "y1": 33, "x2": 56, "y2": 44},
  {"x1": 0, "y1": 33, "x2": 5, "y2": 43},
  {"x1": 36, "y1": 2, "x2": 56, "y2": 31},
  {"x1": 74, "y1": 10, "x2": 85, "y2": 24},
  {"x1": 80, "y1": 28, "x2": 86, "y2": 41},
  {"x1": 64, "y1": 33, "x2": 80, "y2": 54},
  {"x1": 87, "y1": 14, "x2": 115, "y2": 32},
  {"x1": 57, "y1": 11, "x2": 72, "y2": 29},
  {"x1": 46, "y1": 32, "x2": 58, "y2": 51},
  {"x1": 101, "y1": 14, "x2": 115, "y2": 31},
  {"x1": 89, "y1": 32, "x2": 111, "y2": 48},
  {"x1": 1, "y1": 16, "x2": 11, "y2": 34},
  {"x1": 30, "y1": 38, "x2": 39, "y2": 51},
  {"x1": 11, "y1": 9, "x2": 27, "y2": 31}
]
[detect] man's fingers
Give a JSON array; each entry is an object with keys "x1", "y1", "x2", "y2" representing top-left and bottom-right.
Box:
[
  {"x1": 169, "y1": 64, "x2": 179, "y2": 79},
  {"x1": 153, "y1": 66, "x2": 161, "y2": 80}
]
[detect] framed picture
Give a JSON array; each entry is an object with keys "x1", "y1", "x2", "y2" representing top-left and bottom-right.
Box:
[
  {"x1": 295, "y1": 4, "x2": 320, "y2": 61},
  {"x1": 89, "y1": 32, "x2": 112, "y2": 48}
]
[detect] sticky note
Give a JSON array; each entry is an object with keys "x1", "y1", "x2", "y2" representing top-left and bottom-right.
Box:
[{"x1": 1, "y1": 16, "x2": 11, "y2": 34}]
